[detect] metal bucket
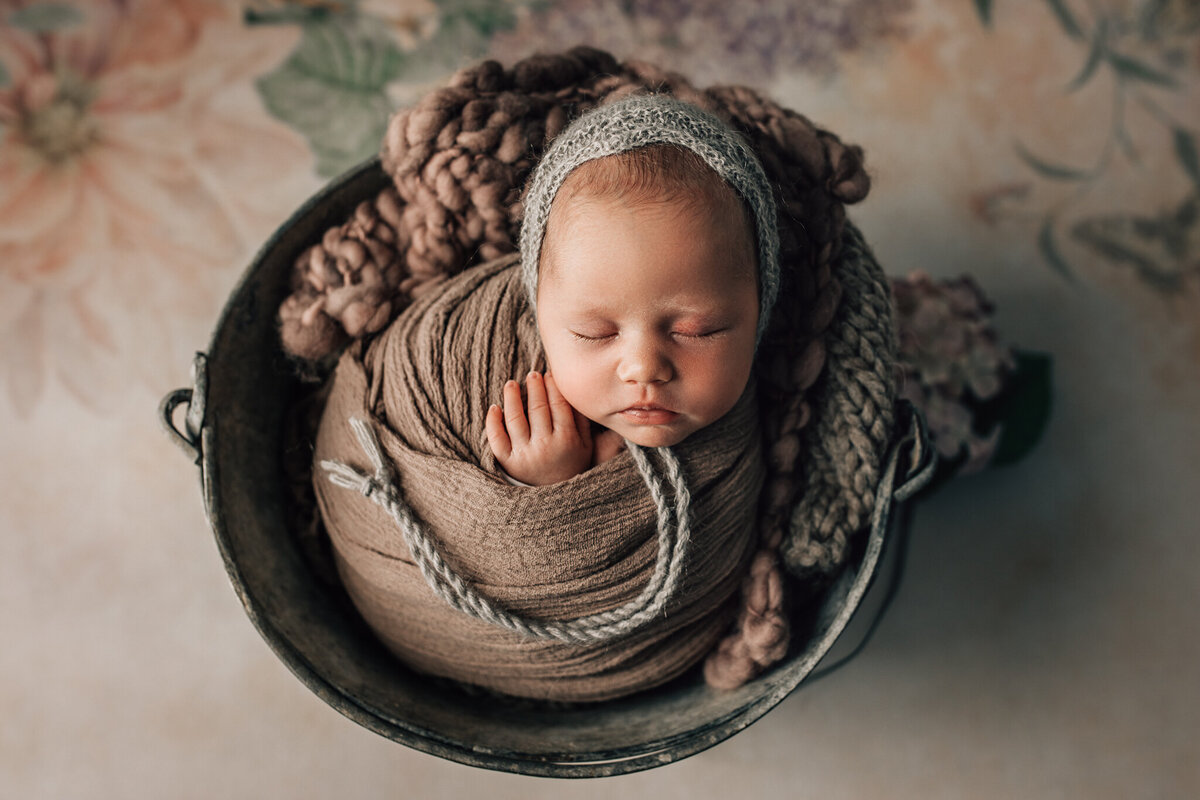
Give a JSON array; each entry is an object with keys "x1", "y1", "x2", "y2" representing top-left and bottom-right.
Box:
[{"x1": 160, "y1": 158, "x2": 927, "y2": 777}]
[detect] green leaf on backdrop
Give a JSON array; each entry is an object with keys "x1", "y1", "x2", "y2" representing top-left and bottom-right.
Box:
[
  {"x1": 977, "y1": 350, "x2": 1054, "y2": 468},
  {"x1": 1071, "y1": 196, "x2": 1198, "y2": 294},
  {"x1": 245, "y1": 3, "x2": 332, "y2": 25},
  {"x1": 0, "y1": 59, "x2": 10, "y2": 91},
  {"x1": 256, "y1": 15, "x2": 407, "y2": 178},
  {"x1": 1066, "y1": 17, "x2": 1107, "y2": 91},
  {"x1": 1038, "y1": 216, "x2": 1078, "y2": 283},
  {"x1": 8, "y1": 2, "x2": 83, "y2": 32},
  {"x1": 1044, "y1": 0, "x2": 1084, "y2": 40},
  {"x1": 1106, "y1": 51, "x2": 1177, "y2": 87},
  {"x1": 397, "y1": 0, "x2": 528, "y2": 80},
  {"x1": 435, "y1": 0, "x2": 521, "y2": 39},
  {"x1": 1016, "y1": 142, "x2": 1094, "y2": 181},
  {"x1": 1135, "y1": 0, "x2": 1176, "y2": 40},
  {"x1": 1174, "y1": 128, "x2": 1200, "y2": 187},
  {"x1": 254, "y1": 1, "x2": 535, "y2": 176},
  {"x1": 1114, "y1": 115, "x2": 1139, "y2": 163},
  {"x1": 973, "y1": 0, "x2": 994, "y2": 27}
]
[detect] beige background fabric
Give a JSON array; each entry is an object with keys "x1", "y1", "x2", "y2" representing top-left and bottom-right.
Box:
[{"x1": 3, "y1": 1, "x2": 1199, "y2": 796}]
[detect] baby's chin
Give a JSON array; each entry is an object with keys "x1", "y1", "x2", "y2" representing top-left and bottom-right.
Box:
[{"x1": 608, "y1": 422, "x2": 696, "y2": 449}]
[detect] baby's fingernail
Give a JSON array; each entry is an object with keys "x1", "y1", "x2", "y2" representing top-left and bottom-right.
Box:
[{"x1": 528, "y1": 371, "x2": 540, "y2": 380}]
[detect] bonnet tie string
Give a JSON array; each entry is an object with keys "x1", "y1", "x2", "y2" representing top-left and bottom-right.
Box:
[{"x1": 321, "y1": 416, "x2": 693, "y2": 644}]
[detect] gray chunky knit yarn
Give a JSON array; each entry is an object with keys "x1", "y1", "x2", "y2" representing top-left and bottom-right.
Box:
[{"x1": 519, "y1": 93, "x2": 781, "y2": 344}]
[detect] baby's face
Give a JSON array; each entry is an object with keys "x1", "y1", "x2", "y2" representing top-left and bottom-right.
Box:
[{"x1": 536, "y1": 191, "x2": 759, "y2": 448}]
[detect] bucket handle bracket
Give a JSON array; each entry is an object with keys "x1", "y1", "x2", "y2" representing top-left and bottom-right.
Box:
[{"x1": 159, "y1": 352, "x2": 208, "y2": 464}]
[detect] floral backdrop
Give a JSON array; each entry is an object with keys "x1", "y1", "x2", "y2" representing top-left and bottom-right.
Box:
[
  {"x1": 2, "y1": 1, "x2": 1198, "y2": 797},
  {"x1": 2, "y1": 0, "x2": 1197, "y2": 416}
]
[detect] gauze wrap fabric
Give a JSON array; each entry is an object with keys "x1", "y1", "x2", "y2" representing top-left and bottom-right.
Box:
[{"x1": 313, "y1": 253, "x2": 766, "y2": 702}]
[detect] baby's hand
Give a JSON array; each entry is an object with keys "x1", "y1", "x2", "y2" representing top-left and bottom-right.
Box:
[{"x1": 486, "y1": 371, "x2": 594, "y2": 486}]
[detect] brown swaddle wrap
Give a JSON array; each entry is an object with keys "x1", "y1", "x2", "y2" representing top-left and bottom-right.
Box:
[{"x1": 314, "y1": 254, "x2": 766, "y2": 702}]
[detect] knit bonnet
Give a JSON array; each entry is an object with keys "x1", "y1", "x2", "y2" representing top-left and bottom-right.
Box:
[{"x1": 519, "y1": 94, "x2": 781, "y2": 344}]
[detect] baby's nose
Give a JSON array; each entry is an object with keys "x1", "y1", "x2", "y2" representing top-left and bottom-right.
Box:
[{"x1": 617, "y1": 341, "x2": 672, "y2": 384}]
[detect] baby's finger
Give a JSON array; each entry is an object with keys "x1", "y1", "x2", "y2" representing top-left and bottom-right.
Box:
[
  {"x1": 543, "y1": 373, "x2": 578, "y2": 440},
  {"x1": 573, "y1": 407, "x2": 593, "y2": 449},
  {"x1": 502, "y1": 380, "x2": 529, "y2": 443},
  {"x1": 485, "y1": 403, "x2": 512, "y2": 460},
  {"x1": 524, "y1": 371, "x2": 551, "y2": 439}
]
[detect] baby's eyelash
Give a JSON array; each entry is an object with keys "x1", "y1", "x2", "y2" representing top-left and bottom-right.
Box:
[
  {"x1": 569, "y1": 328, "x2": 727, "y2": 342},
  {"x1": 570, "y1": 331, "x2": 614, "y2": 342},
  {"x1": 672, "y1": 328, "x2": 726, "y2": 340}
]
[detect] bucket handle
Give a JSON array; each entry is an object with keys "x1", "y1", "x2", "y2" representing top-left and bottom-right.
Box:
[{"x1": 159, "y1": 352, "x2": 208, "y2": 464}]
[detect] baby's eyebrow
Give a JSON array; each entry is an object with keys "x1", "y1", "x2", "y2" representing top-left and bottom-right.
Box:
[
  {"x1": 561, "y1": 306, "x2": 616, "y2": 321},
  {"x1": 661, "y1": 302, "x2": 734, "y2": 322}
]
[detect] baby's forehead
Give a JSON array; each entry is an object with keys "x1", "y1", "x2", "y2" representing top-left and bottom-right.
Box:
[
  {"x1": 539, "y1": 192, "x2": 758, "y2": 298},
  {"x1": 540, "y1": 152, "x2": 758, "y2": 289},
  {"x1": 545, "y1": 186, "x2": 747, "y2": 243}
]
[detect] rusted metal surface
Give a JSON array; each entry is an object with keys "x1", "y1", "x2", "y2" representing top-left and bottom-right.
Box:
[{"x1": 161, "y1": 158, "x2": 916, "y2": 777}]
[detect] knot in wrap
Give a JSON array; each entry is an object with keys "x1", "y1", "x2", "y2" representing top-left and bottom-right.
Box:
[{"x1": 313, "y1": 254, "x2": 765, "y2": 702}]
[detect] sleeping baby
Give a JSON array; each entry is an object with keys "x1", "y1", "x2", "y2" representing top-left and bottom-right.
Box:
[{"x1": 313, "y1": 95, "x2": 788, "y2": 701}]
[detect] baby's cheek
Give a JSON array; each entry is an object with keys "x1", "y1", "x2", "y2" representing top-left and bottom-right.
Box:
[
  {"x1": 546, "y1": 357, "x2": 599, "y2": 418},
  {"x1": 694, "y1": 353, "x2": 753, "y2": 422},
  {"x1": 564, "y1": 383, "x2": 601, "y2": 421}
]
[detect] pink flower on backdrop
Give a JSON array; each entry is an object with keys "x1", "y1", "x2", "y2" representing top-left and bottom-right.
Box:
[
  {"x1": 893, "y1": 271, "x2": 1016, "y2": 475},
  {"x1": 0, "y1": 0, "x2": 312, "y2": 414}
]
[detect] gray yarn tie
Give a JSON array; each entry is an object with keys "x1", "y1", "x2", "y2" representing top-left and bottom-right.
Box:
[{"x1": 320, "y1": 417, "x2": 693, "y2": 644}]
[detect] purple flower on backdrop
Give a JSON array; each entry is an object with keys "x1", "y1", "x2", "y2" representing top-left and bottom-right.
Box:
[{"x1": 488, "y1": 0, "x2": 913, "y2": 86}]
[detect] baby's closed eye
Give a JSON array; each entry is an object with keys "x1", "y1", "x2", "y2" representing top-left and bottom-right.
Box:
[
  {"x1": 570, "y1": 330, "x2": 616, "y2": 342},
  {"x1": 670, "y1": 326, "x2": 727, "y2": 340}
]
